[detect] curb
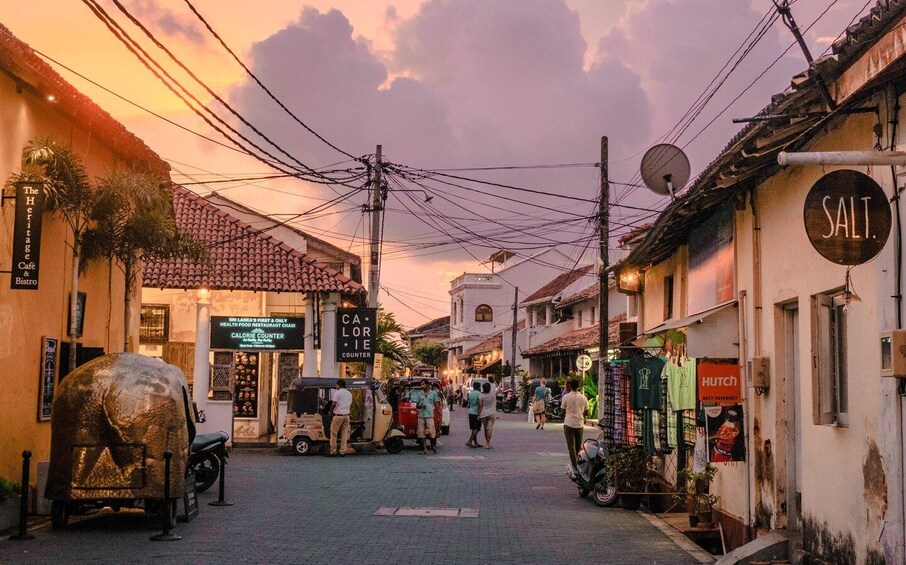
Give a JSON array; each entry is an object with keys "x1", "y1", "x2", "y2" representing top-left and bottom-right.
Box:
[{"x1": 637, "y1": 510, "x2": 716, "y2": 563}]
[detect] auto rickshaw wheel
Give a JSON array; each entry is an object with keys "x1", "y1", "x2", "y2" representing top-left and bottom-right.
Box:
[
  {"x1": 385, "y1": 436, "x2": 404, "y2": 454},
  {"x1": 51, "y1": 500, "x2": 69, "y2": 530},
  {"x1": 292, "y1": 436, "x2": 313, "y2": 456}
]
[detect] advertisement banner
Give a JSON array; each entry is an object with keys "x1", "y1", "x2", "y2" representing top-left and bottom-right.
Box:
[
  {"x1": 38, "y1": 336, "x2": 59, "y2": 421},
  {"x1": 336, "y1": 308, "x2": 377, "y2": 362},
  {"x1": 210, "y1": 316, "x2": 304, "y2": 350},
  {"x1": 705, "y1": 405, "x2": 745, "y2": 463},
  {"x1": 11, "y1": 181, "x2": 46, "y2": 290},
  {"x1": 698, "y1": 362, "x2": 742, "y2": 405}
]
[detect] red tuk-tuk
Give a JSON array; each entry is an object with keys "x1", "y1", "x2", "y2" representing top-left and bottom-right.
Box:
[{"x1": 388, "y1": 377, "x2": 447, "y2": 440}]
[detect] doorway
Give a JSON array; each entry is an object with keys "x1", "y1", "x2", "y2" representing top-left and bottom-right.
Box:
[{"x1": 783, "y1": 305, "x2": 802, "y2": 531}]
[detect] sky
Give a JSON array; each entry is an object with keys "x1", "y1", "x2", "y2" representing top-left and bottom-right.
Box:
[{"x1": 0, "y1": 0, "x2": 874, "y2": 328}]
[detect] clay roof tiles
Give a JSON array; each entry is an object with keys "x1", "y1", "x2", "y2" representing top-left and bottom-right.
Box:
[
  {"x1": 522, "y1": 313, "x2": 626, "y2": 357},
  {"x1": 143, "y1": 187, "x2": 365, "y2": 295},
  {"x1": 521, "y1": 265, "x2": 594, "y2": 306}
]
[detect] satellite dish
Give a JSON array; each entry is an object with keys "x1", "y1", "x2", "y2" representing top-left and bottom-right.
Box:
[{"x1": 640, "y1": 144, "x2": 690, "y2": 199}]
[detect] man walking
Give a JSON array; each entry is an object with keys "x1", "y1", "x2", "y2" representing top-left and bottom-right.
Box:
[
  {"x1": 561, "y1": 378, "x2": 588, "y2": 470},
  {"x1": 413, "y1": 379, "x2": 440, "y2": 454},
  {"x1": 478, "y1": 381, "x2": 497, "y2": 449},
  {"x1": 329, "y1": 379, "x2": 353, "y2": 457},
  {"x1": 465, "y1": 381, "x2": 483, "y2": 448}
]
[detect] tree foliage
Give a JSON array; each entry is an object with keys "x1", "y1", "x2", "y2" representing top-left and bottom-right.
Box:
[{"x1": 412, "y1": 342, "x2": 446, "y2": 369}]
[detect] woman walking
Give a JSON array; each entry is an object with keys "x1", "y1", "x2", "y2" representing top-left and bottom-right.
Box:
[
  {"x1": 478, "y1": 382, "x2": 497, "y2": 449},
  {"x1": 533, "y1": 379, "x2": 551, "y2": 430}
]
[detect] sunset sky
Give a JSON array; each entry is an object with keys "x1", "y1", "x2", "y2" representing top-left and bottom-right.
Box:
[{"x1": 0, "y1": 0, "x2": 873, "y2": 327}]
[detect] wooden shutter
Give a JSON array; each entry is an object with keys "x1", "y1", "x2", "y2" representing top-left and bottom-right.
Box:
[
  {"x1": 162, "y1": 342, "x2": 195, "y2": 386},
  {"x1": 811, "y1": 294, "x2": 835, "y2": 425}
]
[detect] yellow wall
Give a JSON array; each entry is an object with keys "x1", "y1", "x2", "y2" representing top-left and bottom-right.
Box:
[{"x1": 0, "y1": 69, "x2": 149, "y2": 483}]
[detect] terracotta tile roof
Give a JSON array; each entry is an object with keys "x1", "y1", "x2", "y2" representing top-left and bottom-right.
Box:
[
  {"x1": 557, "y1": 284, "x2": 599, "y2": 309},
  {"x1": 409, "y1": 316, "x2": 451, "y2": 338},
  {"x1": 464, "y1": 333, "x2": 502, "y2": 357},
  {"x1": 522, "y1": 313, "x2": 626, "y2": 357},
  {"x1": 143, "y1": 187, "x2": 365, "y2": 295},
  {"x1": 521, "y1": 265, "x2": 594, "y2": 305},
  {"x1": 0, "y1": 24, "x2": 169, "y2": 176}
]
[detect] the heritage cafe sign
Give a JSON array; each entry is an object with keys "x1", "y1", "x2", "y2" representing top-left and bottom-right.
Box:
[
  {"x1": 336, "y1": 307, "x2": 377, "y2": 362},
  {"x1": 210, "y1": 316, "x2": 304, "y2": 350},
  {"x1": 803, "y1": 169, "x2": 892, "y2": 265},
  {"x1": 11, "y1": 182, "x2": 46, "y2": 290}
]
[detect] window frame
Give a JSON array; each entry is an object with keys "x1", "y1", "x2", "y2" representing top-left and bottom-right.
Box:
[
  {"x1": 810, "y1": 289, "x2": 848, "y2": 427},
  {"x1": 139, "y1": 304, "x2": 170, "y2": 343},
  {"x1": 664, "y1": 275, "x2": 675, "y2": 320},
  {"x1": 475, "y1": 304, "x2": 493, "y2": 322}
]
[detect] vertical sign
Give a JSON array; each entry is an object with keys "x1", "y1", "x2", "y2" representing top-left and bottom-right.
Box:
[
  {"x1": 11, "y1": 181, "x2": 46, "y2": 289},
  {"x1": 336, "y1": 308, "x2": 377, "y2": 362},
  {"x1": 38, "y1": 336, "x2": 59, "y2": 421}
]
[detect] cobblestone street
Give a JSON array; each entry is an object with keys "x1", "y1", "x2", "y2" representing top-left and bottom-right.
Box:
[{"x1": 2, "y1": 410, "x2": 708, "y2": 564}]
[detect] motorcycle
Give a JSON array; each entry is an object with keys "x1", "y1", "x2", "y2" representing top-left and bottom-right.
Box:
[
  {"x1": 496, "y1": 388, "x2": 517, "y2": 413},
  {"x1": 567, "y1": 421, "x2": 619, "y2": 507},
  {"x1": 190, "y1": 411, "x2": 229, "y2": 492},
  {"x1": 545, "y1": 394, "x2": 565, "y2": 421}
]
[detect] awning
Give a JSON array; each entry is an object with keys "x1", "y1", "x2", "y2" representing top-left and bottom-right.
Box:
[
  {"x1": 477, "y1": 359, "x2": 502, "y2": 374},
  {"x1": 636, "y1": 300, "x2": 739, "y2": 359}
]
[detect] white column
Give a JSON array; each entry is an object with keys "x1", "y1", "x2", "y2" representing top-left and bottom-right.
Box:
[
  {"x1": 545, "y1": 305, "x2": 552, "y2": 326},
  {"x1": 193, "y1": 288, "x2": 211, "y2": 406},
  {"x1": 320, "y1": 293, "x2": 339, "y2": 377},
  {"x1": 303, "y1": 295, "x2": 317, "y2": 377}
]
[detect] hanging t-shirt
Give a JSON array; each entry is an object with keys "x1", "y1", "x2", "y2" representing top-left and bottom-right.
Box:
[
  {"x1": 629, "y1": 355, "x2": 665, "y2": 410},
  {"x1": 664, "y1": 358, "x2": 697, "y2": 411}
]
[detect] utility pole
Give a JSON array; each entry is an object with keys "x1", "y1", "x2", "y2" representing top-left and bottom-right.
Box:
[
  {"x1": 598, "y1": 136, "x2": 609, "y2": 421},
  {"x1": 510, "y1": 287, "x2": 519, "y2": 390},
  {"x1": 365, "y1": 145, "x2": 383, "y2": 378}
]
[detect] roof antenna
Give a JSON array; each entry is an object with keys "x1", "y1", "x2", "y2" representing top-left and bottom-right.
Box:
[{"x1": 774, "y1": 0, "x2": 837, "y2": 111}]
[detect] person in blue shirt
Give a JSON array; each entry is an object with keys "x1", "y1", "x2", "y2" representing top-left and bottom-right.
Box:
[
  {"x1": 413, "y1": 380, "x2": 440, "y2": 454},
  {"x1": 465, "y1": 381, "x2": 483, "y2": 448},
  {"x1": 533, "y1": 379, "x2": 551, "y2": 430}
]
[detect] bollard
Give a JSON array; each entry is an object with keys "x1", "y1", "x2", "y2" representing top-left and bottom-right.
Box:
[
  {"x1": 9, "y1": 451, "x2": 35, "y2": 541},
  {"x1": 150, "y1": 450, "x2": 181, "y2": 541},
  {"x1": 208, "y1": 454, "x2": 232, "y2": 507}
]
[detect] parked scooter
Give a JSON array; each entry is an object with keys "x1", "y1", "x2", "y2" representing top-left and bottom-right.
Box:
[
  {"x1": 545, "y1": 394, "x2": 565, "y2": 421},
  {"x1": 566, "y1": 421, "x2": 619, "y2": 507},
  {"x1": 190, "y1": 413, "x2": 229, "y2": 492},
  {"x1": 496, "y1": 388, "x2": 517, "y2": 413}
]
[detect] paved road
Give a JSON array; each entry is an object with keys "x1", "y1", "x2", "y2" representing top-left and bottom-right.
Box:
[{"x1": 2, "y1": 409, "x2": 704, "y2": 564}]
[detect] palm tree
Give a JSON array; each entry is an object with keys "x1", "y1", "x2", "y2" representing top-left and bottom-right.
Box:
[
  {"x1": 413, "y1": 342, "x2": 447, "y2": 378},
  {"x1": 16, "y1": 139, "x2": 95, "y2": 373},
  {"x1": 375, "y1": 309, "x2": 411, "y2": 378},
  {"x1": 82, "y1": 170, "x2": 207, "y2": 351}
]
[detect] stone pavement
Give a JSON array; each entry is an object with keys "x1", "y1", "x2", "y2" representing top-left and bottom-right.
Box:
[{"x1": 1, "y1": 409, "x2": 707, "y2": 564}]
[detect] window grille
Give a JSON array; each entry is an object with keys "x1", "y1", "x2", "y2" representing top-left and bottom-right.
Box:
[{"x1": 140, "y1": 304, "x2": 169, "y2": 342}]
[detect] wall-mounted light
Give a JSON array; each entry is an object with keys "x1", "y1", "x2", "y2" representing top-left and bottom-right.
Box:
[
  {"x1": 841, "y1": 267, "x2": 861, "y2": 306},
  {"x1": 617, "y1": 269, "x2": 643, "y2": 295},
  {"x1": 197, "y1": 287, "x2": 211, "y2": 303},
  {"x1": 46, "y1": 94, "x2": 56, "y2": 102}
]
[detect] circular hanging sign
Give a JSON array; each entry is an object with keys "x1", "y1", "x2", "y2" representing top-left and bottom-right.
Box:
[
  {"x1": 576, "y1": 354, "x2": 592, "y2": 372},
  {"x1": 803, "y1": 169, "x2": 891, "y2": 265}
]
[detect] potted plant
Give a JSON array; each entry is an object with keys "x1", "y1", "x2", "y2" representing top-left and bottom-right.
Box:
[
  {"x1": 605, "y1": 446, "x2": 654, "y2": 510},
  {"x1": 675, "y1": 466, "x2": 719, "y2": 528},
  {"x1": 0, "y1": 475, "x2": 20, "y2": 531}
]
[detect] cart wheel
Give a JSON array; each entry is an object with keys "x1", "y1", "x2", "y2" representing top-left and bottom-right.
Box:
[
  {"x1": 51, "y1": 500, "x2": 69, "y2": 530},
  {"x1": 441, "y1": 425, "x2": 450, "y2": 436},
  {"x1": 292, "y1": 436, "x2": 313, "y2": 456},
  {"x1": 385, "y1": 436, "x2": 404, "y2": 454}
]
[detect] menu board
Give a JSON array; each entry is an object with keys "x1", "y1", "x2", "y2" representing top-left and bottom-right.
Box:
[{"x1": 233, "y1": 352, "x2": 259, "y2": 419}]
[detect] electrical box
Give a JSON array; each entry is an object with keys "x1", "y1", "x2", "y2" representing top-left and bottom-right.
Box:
[
  {"x1": 748, "y1": 356, "x2": 770, "y2": 389},
  {"x1": 880, "y1": 330, "x2": 906, "y2": 377}
]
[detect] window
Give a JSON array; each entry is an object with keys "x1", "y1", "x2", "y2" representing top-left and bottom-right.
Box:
[
  {"x1": 590, "y1": 306, "x2": 596, "y2": 326},
  {"x1": 452, "y1": 300, "x2": 457, "y2": 324},
  {"x1": 577, "y1": 309, "x2": 583, "y2": 328},
  {"x1": 210, "y1": 351, "x2": 233, "y2": 401},
  {"x1": 459, "y1": 298, "x2": 464, "y2": 323},
  {"x1": 279, "y1": 353, "x2": 301, "y2": 399},
  {"x1": 475, "y1": 304, "x2": 493, "y2": 322},
  {"x1": 811, "y1": 291, "x2": 848, "y2": 426},
  {"x1": 140, "y1": 304, "x2": 169, "y2": 342},
  {"x1": 664, "y1": 275, "x2": 675, "y2": 320}
]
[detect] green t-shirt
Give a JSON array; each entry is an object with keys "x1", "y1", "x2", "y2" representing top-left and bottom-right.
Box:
[
  {"x1": 629, "y1": 355, "x2": 665, "y2": 410},
  {"x1": 664, "y1": 359, "x2": 696, "y2": 411},
  {"x1": 468, "y1": 390, "x2": 482, "y2": 415},
  {"x1": 413, "y1": 389, "x2": 439, "y2": 419}
]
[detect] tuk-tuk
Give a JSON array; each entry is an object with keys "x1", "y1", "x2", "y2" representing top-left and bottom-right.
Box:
[
  {"x1": 45, "y1": 353, "x2": 194, "y2": 529},
  {"x1": 388, "y1": 377, "x2": 446, "y2": 440},
  {"x1": 284, "y1": 378, "x2": 405, "y2": 455}
]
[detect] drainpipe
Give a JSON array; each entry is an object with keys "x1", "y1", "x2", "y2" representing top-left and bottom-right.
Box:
[{"x1": 738, "y1": 290, "x2": 754, "y2": 532}]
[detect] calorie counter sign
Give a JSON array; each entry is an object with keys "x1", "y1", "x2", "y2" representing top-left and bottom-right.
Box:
[
  {"x1": 336, "y1": 308, "x2": 377, "y2": 362},
  {"x1": 698, "y1": 363, "x2": 742, "y2": 405}
]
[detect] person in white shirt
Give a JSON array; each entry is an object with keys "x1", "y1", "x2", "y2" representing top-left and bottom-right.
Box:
[
  {"x1": 561, "y1": 378, "x2": 588, "y2": 470},
  {"x1": 329, "y1": 379, "x2": 353, "y2": 457}
]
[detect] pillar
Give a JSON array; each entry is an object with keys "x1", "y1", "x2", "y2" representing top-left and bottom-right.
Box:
[
  {"x1": 193, "y1": 288, "x2": 211, "y2": 407},
  {"x1": 303, "y1": 295, "x2": 317, "y2": 377},
  {"x1": 320, "y1": 293, "x2": 339, "y2": 377},
  {"x1": 545, "y1": 305, "x2": 552, "y2": 326}
]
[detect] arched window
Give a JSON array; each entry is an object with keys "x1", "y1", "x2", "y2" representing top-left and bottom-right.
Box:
[{"x1": 475, "y1": 304, "x2": 493, "y2": 322}]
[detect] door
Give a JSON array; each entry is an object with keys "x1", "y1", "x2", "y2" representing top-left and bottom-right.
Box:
[{"x1": 783, "y1": 306, "x2": 802, "y2": 531}]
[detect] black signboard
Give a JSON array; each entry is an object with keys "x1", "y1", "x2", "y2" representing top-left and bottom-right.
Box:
[
  {"x1": 38, "y1": 336, "x2": 58, "y2": 421},
  {"x1": 179, "y1": 469, "x2": 199, "y2": 523},
  {"x1": 11, "y1": 182, "x2": 46, "y2": 290},
  {"x1": 336, "y1": 308, "x2": 377, "y2": 362},
  {"x1": 804, "y1": 170, "x2": 892, "y2": 265},
  {"x1": 210, "y1": 316, "x2": 304, "y2": 350}
]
